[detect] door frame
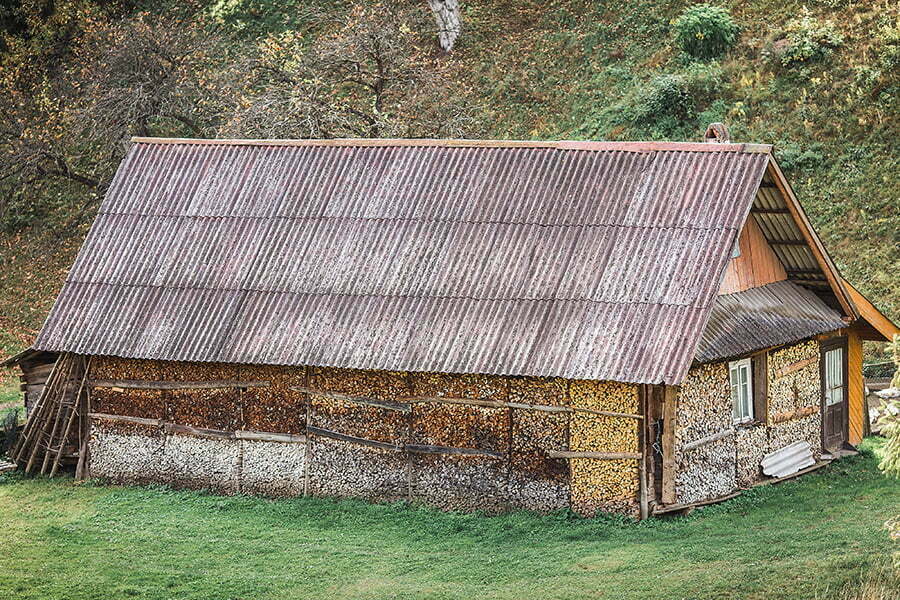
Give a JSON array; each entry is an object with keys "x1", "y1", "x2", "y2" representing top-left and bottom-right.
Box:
[{"x1": 819, "y1": 336, "x2": 849, "y2": 451}]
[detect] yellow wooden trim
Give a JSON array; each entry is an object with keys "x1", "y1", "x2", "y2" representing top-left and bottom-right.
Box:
[{"x1": 843, "y1": 279, "x2": 899, "y2": 342}]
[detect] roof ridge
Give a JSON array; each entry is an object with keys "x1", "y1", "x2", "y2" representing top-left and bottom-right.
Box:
[{"x1": 129, "y1": 136, "x2": 773, "y2": 154}]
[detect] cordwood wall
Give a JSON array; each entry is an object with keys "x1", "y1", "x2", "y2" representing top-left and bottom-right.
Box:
[
  {"x1": 673, "y1": 339, "x2": 824, "y2": 504},
  {"x1": 87, "y1": 358, "x2": 641, "y2": 516}
]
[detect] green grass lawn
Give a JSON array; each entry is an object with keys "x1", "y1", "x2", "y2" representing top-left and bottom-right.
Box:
[
  {"x1": 1, "y1": 440, "x2": 897, "y2": 600},
  {"x1": 0, "y1": 377, "x2": 23, "y2": 426}
]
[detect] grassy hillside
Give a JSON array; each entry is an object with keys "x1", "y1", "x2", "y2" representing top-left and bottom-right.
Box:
[
  {"x1": 0, "y1": 440, "x2": 897, "y2": 599},
  {"x1": 0, "y1": 0, "x2": 897, "y2": 364}
]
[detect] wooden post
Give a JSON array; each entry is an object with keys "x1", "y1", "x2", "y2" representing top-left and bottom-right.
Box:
[
  {"x1": 661, "y1": 385, "x2": 678, "y2": 505},
  {"x1": 75, "y1": 371, "x2": 93, "y2": 481},
  {"x1": 638, "y1": 386, "x2": 649, "y2": 520}
]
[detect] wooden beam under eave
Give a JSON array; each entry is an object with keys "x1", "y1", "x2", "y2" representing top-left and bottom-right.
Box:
[{"x1": 766, "y1": 158, "x2": 857, "y2": 319}]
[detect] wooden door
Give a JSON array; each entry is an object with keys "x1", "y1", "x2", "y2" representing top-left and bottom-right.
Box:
[{"x1": 821, "y1": 339, "x2": 848, "y2": 452}]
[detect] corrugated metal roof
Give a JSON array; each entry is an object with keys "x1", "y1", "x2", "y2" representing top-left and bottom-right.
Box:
[
  {"x1": 35, "y1": 139, "x2": 771, "y2": 384},
  {"x1": 696, "y1": 280, "x2": 845, "y2": 363}
]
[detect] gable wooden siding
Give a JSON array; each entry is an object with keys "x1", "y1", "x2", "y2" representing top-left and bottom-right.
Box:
[{"x1": 719, "y1": 215, "x2": 787, "y2": 295}]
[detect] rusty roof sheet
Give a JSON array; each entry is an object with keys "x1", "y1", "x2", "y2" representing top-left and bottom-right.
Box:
[
  {"x1": 696, "y1": 280, "x2": 845, "y2": 364},
  {"x1": 35, "y1": 139, "x2": 771, "y2": 384}
]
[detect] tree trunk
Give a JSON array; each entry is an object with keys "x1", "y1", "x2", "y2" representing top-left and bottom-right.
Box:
[{"x1": 427, "y1": 0, "x2": 461, "y2": 52}]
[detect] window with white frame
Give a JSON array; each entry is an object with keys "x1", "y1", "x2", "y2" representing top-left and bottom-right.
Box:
[{"x1": 729, "y1": 358, "x2": 753, "y2": 424}]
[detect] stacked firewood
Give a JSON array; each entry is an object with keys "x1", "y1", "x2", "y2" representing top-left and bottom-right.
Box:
[
  {"x1": 674, "y1": 363, "x2": 736, "y2": 503},
  {"x1": 508, "y1": 377, "x2": 569, "y2": 512},
  {"x1": 569, "y1": 380, "x2": 640, "y2": 516},
  {"x1": 767, "y1": 341, "x2": 822, "y2": 456}
]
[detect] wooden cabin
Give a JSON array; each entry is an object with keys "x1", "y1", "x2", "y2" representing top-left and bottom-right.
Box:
[{"x1": 5, "y1": 129, "x2": 898, "y2": 517}]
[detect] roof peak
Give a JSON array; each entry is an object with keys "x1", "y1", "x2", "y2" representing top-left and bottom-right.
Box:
[{"x1": 130, "y1": 136, "x2": 772, "y2": 154}]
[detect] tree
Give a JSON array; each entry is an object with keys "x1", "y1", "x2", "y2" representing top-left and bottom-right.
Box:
[
  {"x1": 221, "y1": 3, "x2": 476, "y2": 139},
  {"x1": 427, "y1": 0, "x2": 461, "y2": 52},
  {"x1": 0, "y1": 7, "x2": 234, "y2": 231},
  {"x1": 878, "y1": 335, "x2": 900, "y2": 478}
]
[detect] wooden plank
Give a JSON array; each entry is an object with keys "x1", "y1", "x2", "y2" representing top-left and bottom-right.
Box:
[
  {"x1": 405, "y1": 444, "x2": 505, "y2": 459},
  {"x1": 506, "y1": 402, "x2": 572, "y2": 413},
  {"x1": 401, "y1": 396, "x2": 506, "y2": 409},
  {"x1": 652, "y1": 490, "x2": 742, "y2": 515},
  {"x1": 91, "y1": 379, "x2": 270, "y2": 390},
  {"x1": 753, "y1": 460, "x2": 830, "y2": 486},
  {"x1": 164, "y1": 422, "x2": 236, "y2": 440},
  {"x1": 770, "y1": 405, "x2": 819, "y2": 424},
  {"x1": 306, "y1": 425, "x2": 401, "y2": 451},
  {"x1": 846, "y1": 330, "x2": 864, "y2": 445},
  {"x1": 774, "y1": 356, "x2": 818, "y2": 378},
  {"x1": 235, "y1": 430, "x2": 306, "y2": 443},
  {"x1": 89, "y1": 412, "x2": 163, "y2": 427},
  {"x1": 291, "y1": 387, "x2": 411, "y2": 412},
  {"x1": 681, "y1": 428, "x2": 735, "y2": 452},
  {"x1": 661, "y1": 386, "x2": 678, "y2": 505},
  {"x1": 638, "y1": 386, "x2": 649, "y2": 520},
  {"x1": 546, "y1": 451, "x2": 641, "y2": 460}
]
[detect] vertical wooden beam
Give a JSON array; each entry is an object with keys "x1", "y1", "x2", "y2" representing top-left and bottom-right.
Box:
[
  {"x1": 661, "y1": 385, "x2": 678, "y2": 505},
  {"x1": 846, "y1": 330, "x2": 864, "y2": 445},
  {"x1": 638, "y1": 385, "x2": 649, "y2": 520},
  {"x1": 302, "y1": 366, "x2": 312, "y2": 497}
]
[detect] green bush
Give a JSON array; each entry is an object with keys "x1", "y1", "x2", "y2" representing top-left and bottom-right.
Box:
[
  {"x1": 673, "y1": 4, "x2": 739, "y2": 60},
  {"x1": 633, "y1": 62, "x2": 724, "y2": 125},
  {"x1": 779, "y1": 8, "x2": 843, "y2": 66},
  {"x1": 875, "y1": 20, "x2": 900, "y2": 71}
]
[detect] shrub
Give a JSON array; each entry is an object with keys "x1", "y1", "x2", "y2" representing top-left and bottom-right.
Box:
[
  {"x1": 673, "y1": 4, "x2": 739, "y2": 60},
  {"x1": 633, "y1": 62, "x2": 724, "y2": 125},
  {"x1": 779, "y1": 7, "x2": 843, "y2": 67},
  {"x1": 875, "y1": 19, "x2": 900, "y2": 71}
]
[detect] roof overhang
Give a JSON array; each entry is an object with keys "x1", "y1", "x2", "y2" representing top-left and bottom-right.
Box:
[
  {"x1": 842, "y1": 280, "x2": 899, "y2": 341},
  {"x1": 0, "y1": 348, "x2": 52, "y2": 368}
]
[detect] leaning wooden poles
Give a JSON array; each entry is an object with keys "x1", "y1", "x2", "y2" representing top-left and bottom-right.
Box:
[{"x1": 11, "y1": 353, "x2": 89, "y2": 477}]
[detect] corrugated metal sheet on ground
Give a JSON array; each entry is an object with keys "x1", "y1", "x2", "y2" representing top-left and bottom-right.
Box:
[
  {"x1": 761, "y1": 441, "x2": 815, "y2": 478},
  {"x1": 36, "y1": 140, "x2": 770, "y2": 384},
  {"x1": 696, "y1": 280, "x2": 845, "y2": 363}
]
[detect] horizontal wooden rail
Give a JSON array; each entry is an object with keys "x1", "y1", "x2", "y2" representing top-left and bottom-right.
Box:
[
  {"x1": 89, "y1": 413, "x2": 305, "y2": 443},
  {"x1": 681, "y1": 429, "x2": 735, "y2": 452},
  {"x1": 774, "y1": 357, "x2": 818, "y2": 378},
  {"x1": 546, "y1": 451, "x2": 641, "y2": 460},
  {"x1": 770, "y1": 405, "x2": 818, "y2": 424},
  {"x1": 290, "y1": 387, "x2": 411, "y2": 412},
  {"x1": 404, "y1": 444, "x2": 504, "y2": 459},
  {"x1": 90, "y1": 412, "x2": 162, "y2": 427},
  {"x1": 306, "y1": 425, "x2": 400, "y2": 451},
  {"x1": 91, "y1": 379, "x2": 270, "y2": 390},
  {"x1": 400, "y1": 396, "x2": 507, "y2": 409}
]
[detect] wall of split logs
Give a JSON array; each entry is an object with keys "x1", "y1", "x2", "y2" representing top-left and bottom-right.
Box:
[
  {"x1": 673, "y1": 339, "x2": 825, "y2": 504},
  {"x1": 87, "y1": 358, "x2": 641, "y2": 516}
]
